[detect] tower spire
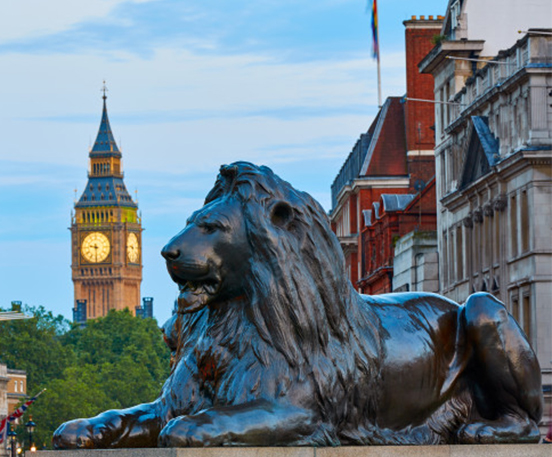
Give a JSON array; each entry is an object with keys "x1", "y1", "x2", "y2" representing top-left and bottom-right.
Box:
[
  {"x1": 102, "y1": 80, "x2": 108, "y2": 101},
  {"x1": 91, "y1": 82, "x2": 120, "y2": 156}
]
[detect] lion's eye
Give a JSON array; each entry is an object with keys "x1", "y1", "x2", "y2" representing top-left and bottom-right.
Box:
[{"x1": 200, "y1": 222, "x2": 221, "y2": 234}]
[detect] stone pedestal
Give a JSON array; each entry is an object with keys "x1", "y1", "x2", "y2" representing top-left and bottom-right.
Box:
[{"x1": 35, "y1": 444, "x2": 550, "y2": 457}]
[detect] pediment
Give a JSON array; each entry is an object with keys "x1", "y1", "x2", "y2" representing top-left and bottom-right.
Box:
[{"x1": 459, "y1": 116, "x2": 500, "y2": 189}]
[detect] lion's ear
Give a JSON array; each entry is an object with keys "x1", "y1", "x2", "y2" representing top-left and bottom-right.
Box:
[{"x1": 270, "y1": 201, "x2": 294, "y2": 228}]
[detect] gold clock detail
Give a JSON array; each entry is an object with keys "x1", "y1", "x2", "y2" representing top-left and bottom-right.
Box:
[
  {"x1": 82, "y1": 232, "x2": 110, "y2": 263},
  {"x1": 127, "y1": 232, "x2": 140, "y2": 263}
]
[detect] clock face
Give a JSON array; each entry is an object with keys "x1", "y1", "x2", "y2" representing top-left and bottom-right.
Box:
[
  {"x1": 127, "y1": 232, "x2": 140, "y2": 263},
  {"x1": 81, "y1": 232, "x2": 111, "y2": 263}
]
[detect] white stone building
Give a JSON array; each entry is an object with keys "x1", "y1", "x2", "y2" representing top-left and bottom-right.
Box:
[
  {"x1": 393, "y1": 231, "x2": 439, "y2": 293},
  {"x1": 0, "y1": 364, "x2": 7, "y2": 457},
  {"x1": 419, "y1": 0, "x2": 552, "y2": 432}
]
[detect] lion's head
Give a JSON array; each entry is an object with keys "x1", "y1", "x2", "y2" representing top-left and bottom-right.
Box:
[{"x1": 162, "y1": 162, "x2": 380, "y2": 377}]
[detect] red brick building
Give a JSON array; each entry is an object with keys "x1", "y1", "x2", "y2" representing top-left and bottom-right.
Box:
[
  {"x1": 330, "y1": 16, "x2": 442, "y2": 292},
  {"x1": 358, "y1": 179, "x2": 437, "y2": 294}
]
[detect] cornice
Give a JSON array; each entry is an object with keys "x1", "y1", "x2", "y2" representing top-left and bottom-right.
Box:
[
  {"x1": 419, "y1": 40, "x2": 485, "y2": 75},
  {"x1": 441, "y1": 149, "x2": 552, "y2": 210}
]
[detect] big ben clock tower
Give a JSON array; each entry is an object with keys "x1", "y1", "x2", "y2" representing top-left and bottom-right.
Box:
[{"x1": 71, "y1": 87, "x2": 142, "y2": 320}]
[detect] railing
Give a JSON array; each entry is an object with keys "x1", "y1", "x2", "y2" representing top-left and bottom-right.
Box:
[{"x1": 449, "y1": 35, "x2": 550, "y2": 127}]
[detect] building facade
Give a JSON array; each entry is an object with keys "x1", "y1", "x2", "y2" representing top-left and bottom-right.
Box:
[
  {"x1": 419, "y1": 0, "x2": 552, "y2": 431},
  {"x1": 71, "y1": 91, "x2": 143, "y2": 321},
  {"x1": 0, "y1": 364, "x2": 6, "y2": 457},
  {"x1": 0, "y1": 364, "x2": 7, "y2": 421},
  {"x1": 359, "y1": 179, "x2": 439, "y2": 294},
  {"x1": 6, "y1": 369, "x2": 26, "y2": 418},
  {"x1": 331, "y1": 16, "x2": 442, "y2": 292}
]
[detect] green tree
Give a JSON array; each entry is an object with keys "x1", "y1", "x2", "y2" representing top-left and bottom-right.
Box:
[
  {"x1": 0, "y1": 305, "x2": 75, "y2": 389},
  {"x1": 2, "y1": 307, "x2": 170, "y2": 449}
]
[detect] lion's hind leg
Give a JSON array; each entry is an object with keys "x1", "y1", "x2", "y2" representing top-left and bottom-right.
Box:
[{"x1": 456, "y1": 292, "x2": 543, "y2": 444}]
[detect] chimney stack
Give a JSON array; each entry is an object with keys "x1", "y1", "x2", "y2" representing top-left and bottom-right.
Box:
[{"x1": 403, "y1": 15, "x2": 444, "y2": 188}]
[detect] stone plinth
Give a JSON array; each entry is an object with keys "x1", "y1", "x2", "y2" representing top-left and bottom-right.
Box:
[{"x1": 35, "y1": 445, "x2": 550, "y2": 457}]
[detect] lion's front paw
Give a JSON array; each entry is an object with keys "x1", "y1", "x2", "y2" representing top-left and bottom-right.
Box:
[
  {"x1": 158, "y1": 416, "x2": 223, "y2": 447},
  {"x1": 52, "y1": 419, "x2": 108, "y2": 449}
]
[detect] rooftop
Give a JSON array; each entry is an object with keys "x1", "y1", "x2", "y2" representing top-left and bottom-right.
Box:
[
  {"x1": 90, "y1": 94, "x2": 121, "y2": 157},
  {"x1": 331, "y1": 97, "x2": 408, "y2": 210}
]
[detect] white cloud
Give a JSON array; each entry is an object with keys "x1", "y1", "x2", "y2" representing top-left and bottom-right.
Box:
[
  {"x1": 0, "y1": 47, "x2": 404, "y2": 173},
  {"x1": 0, "y1": 0, "x2": 158, "y2": 43}
]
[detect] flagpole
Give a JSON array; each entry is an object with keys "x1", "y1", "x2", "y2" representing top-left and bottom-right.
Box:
[
  {"x1": 370, "y1": 0, "x2": 382, "y2": 108},
  {"x1": 376, "y1": 36, "x2": 382, "y2": 109}
]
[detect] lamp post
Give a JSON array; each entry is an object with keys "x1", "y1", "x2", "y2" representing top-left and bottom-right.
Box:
[
  {"x1": 25, "y1": 417, "x2": 36, "y2": 453},
  {"x1": 7, "y1": 426, "x2": 17, "y2": 457}
]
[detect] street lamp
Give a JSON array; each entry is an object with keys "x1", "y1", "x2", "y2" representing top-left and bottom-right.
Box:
[
  {"x1": 7, "y1": 426, "x2": 17, "y2": 457},
  {"x1": 25, "y1": 417, "x2": 36, "y2": 452}
]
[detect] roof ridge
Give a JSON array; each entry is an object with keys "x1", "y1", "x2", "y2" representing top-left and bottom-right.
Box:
[{"x1": 360, "y1": 98, "x2": 392, "y2": 175}]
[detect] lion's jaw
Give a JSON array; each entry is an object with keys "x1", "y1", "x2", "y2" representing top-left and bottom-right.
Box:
[{"x1": 176, "y1": 275, "x2": 221, "y2": 314}]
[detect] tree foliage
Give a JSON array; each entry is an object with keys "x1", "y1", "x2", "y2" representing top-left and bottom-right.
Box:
[{"x1": 0, "y1": 307, "x2": 170, "y2": 449}]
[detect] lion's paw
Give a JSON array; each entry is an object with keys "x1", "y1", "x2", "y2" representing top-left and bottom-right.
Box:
[
  {"x1": 158, "y1": 416, "x2": 224, "y2": 447},
  {"x1": 52, "y1": 419, "x2": 103, "y2": 449},
  {"x1": 457, "y1": 417, "x2": 540, "y2": 444}
]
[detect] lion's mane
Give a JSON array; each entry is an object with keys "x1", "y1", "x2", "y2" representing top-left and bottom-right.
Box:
[{"x1": 202, "y1": 162, "x2": 382, "y2": 428}]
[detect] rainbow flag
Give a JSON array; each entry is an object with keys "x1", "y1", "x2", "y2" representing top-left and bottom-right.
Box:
[{"x1": 371, "y1": 0, "x2": 379, "y2": 60}]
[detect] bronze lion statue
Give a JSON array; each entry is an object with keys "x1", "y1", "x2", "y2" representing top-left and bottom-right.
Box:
[{"x1": 54, "y1": 162, "x2": 543, "y2": 448}]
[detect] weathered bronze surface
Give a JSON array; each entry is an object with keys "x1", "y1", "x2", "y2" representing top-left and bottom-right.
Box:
[{"x1": 53, "y1": 162, "x2": 543, "y2": 448}]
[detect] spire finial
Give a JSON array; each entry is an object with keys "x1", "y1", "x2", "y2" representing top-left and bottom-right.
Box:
[{"x1": 102, "y1": 81, "x2": 108, "y2": 101}]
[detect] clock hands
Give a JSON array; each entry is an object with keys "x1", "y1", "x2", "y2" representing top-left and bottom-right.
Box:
[{"x1": 92, "y1": 243, "x2": 99, "y2": 262}]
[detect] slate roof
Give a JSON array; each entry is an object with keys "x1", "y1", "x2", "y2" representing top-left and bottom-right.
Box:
[
  {"x1": 331, "y1": 97, "x2": 408, "y2": 210},
  {"x1": 75, "y1": 96, "x2": 137, "y2": 209},
  {"x1": 381, "y1": 194, "x2": 416, "y2": 212},
  {"x1": 90, "y1": 96, "x2": 122, "y2": 158},
  {"x1": 362, "y1": 209, "x2": 372, "y2": 226},
  {"x1": 75, "y1": 176, "x2": 137, "y2": 208},
  {"x1": 459, "y1": 116, "x2": 500, "y2": 188},
  {"x1": 472, "y1": 116, "x2": 499, "y2": 165}
]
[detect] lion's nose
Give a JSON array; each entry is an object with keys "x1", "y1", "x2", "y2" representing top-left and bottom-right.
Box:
[{"x1": 161, "y1": 245, "x2": 180, "y2": 261}]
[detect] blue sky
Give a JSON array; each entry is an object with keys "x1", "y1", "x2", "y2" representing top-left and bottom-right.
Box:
[{"x1": 0, "y1": 0, "x2": 446, "y2": 325}]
